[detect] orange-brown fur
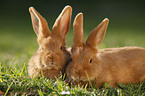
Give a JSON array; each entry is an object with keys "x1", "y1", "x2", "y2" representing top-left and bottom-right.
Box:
[
  {"x1": 66, "y1": 13, "x2": 145, "y2": 88},
  {"x1": 28, "y1": 6, "x2": 72, "y2": 79}
]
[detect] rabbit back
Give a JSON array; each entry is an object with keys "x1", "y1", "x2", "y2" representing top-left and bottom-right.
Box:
[{"x1": 96, "y1": 47, "x2": 145, "y2": 87}]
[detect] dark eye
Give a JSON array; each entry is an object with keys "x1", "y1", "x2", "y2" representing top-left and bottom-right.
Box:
[
  {"x1": 89, "y1": 58, "x2": 93, "y2": 63},
  {"x1": 60, "y1": 46, "x2": 63, "y2": 50}
]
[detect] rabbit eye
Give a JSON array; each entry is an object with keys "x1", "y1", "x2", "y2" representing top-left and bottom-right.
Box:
[
  {"x1": 89, "y1": 58, "x2": 93, "y2": 63},
  {"x1": 60, "y1": 46, "x2": 63, "y2": 50}
]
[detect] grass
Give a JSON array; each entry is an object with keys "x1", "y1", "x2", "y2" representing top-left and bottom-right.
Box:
[
  {"x1": 0, "y1": 17, "x2": 145, "y2": 95},
  {"x1": 1, "y1": 66, "x2": 145, "y2": 95}
]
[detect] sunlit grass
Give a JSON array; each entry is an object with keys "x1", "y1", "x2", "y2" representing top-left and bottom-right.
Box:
[{"x1": 1, "y1": 64, "x2": 145, "y2": 95}]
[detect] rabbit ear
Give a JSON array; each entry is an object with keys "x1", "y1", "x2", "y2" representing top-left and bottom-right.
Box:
[
  {"x1": 86, "y1": 18, "x2": 109, "y2": 49},
  {"x1": 72, "y1": 13, "x2": 84, "y2": 48},
  {"x1": 29, "y1": 7, "x2": 51, "y2": 39},
  {"x1": 52, "y1": 5, "x2": 72, "y2": 40}
]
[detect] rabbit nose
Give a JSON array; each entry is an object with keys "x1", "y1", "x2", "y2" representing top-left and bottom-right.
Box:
[
  {"x1": 75, "y1": 71, "x2": 81, "y2": 80},
  {"x1": 79, "y1": 75, "x2": 81, "y2": 79},
  {"x1": 46, "y1": 54, "x2": 54, "y2": 60}
]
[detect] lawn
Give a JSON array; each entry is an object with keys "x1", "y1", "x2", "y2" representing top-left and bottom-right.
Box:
[{"x1": 0, "y1": 17, "x2": 145, "y2": 95}]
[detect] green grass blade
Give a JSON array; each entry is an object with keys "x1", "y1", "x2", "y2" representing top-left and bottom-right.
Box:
[
  {"x1": 4, "y1": 82, "x2": 13, "y2": 96},
  {"x1": 38, "y1": 90, "x2": 44, "y2": 96}
]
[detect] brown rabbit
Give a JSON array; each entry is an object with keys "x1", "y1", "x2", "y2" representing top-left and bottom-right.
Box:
[
  {"x1": 28, "y1": 6, "x2": 72, "y2": 79},
  {"x1": 66, "y1": 13, "x2": 145, "y2": 88}
]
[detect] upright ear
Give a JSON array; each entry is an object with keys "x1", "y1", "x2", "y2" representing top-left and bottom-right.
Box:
[
  {"x1": 29, "y1": 7, "x2": 51, "y2": 43},
  {"x1": 52, "y1": 5, "x2": 72, "y2": 40},
  {"x1": 86, "y1": 18, "x2": 109, "y2": 49},
  {"x1": 72, "y1": 13, "x2": 84, "y2": 48}
]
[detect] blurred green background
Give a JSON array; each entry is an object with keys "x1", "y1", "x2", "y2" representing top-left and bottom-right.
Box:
[{"x1": 0, "y1": 0, "x2": 145, "y2": 68}]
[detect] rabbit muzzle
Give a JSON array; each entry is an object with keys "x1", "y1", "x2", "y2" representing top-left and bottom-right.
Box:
[{"x1": 41, "y1": 53, "x2": 60, "y2": 69}]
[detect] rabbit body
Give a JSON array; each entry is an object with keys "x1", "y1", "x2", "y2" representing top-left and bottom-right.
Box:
[
  {"x1": 95, "y1": 47, "x2": 145, "y2": 87},
  {"x1": 66, "y1": 13, "x2": 145, "y2": 88},
  {"x1": 28, "y1": 6, "x2": 72, "y2": 79}
]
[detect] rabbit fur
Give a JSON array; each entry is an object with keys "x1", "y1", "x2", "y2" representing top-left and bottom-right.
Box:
[
  {"x1": 28, "y1": 6, "x2": 72, "y2": 79},
  {"x1": 66, "y1": 13, "x2": 145, "y2": 88}
]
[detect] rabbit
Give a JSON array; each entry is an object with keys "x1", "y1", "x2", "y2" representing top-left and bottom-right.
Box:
[
  {"x1": 66, "y1": 13, "x2": 145, "y2": 88},
  {"x1": 28, "y1": 5, "x2": 72, "y2": 79}
]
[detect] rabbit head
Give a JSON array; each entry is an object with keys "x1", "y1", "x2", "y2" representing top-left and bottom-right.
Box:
[
  {"x1": 28, "y1": 6, "x2": 72, "y2": 78},
  {"x1": 66, "y1": 13, "x2": 109, "y2": 83}
]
